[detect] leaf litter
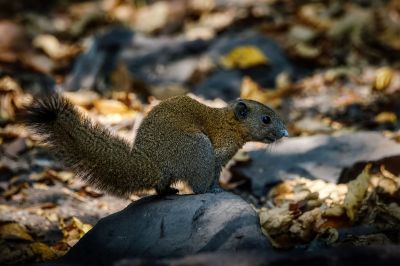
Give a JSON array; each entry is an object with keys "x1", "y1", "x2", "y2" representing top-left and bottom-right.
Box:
[
  {"x1": 1, "y1": 0, "x2": 400, "y2": 264},
  {"x1": 259, "y1": 164, "x2": 400, "y2": 248}
]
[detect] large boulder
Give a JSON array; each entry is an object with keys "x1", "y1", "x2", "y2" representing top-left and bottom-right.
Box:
[{"x1": 57, "y1": 192, "x2": 269, "y2": 266}]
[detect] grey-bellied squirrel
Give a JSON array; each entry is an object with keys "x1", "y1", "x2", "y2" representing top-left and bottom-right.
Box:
[{"x1": 23, "y1": 94, "x2": 288, "y2": 197}]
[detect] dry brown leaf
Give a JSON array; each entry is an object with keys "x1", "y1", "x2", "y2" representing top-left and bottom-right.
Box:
[
  {"x1": 133, "y1": 1, "x2": 170, "y2": 33},
  {"x1": 259, "y1": 205, "x2": 293, "y2": 236},
  {"x1": 323, "y1": 205, "x2": 345, "y2": 217},
  {"x1": 298, "y1": 3, "x2": 332, "y2": 30},
  {"x1": 62, "y1": 217, "x2": 93, "y2": 247},
  {"x1": 20, "y1": 53, "x2": 55, "y2": 73},
  {"x1": 2, "y1": 183, "x2": 29, "y2": 199},
  {"x1": 55, "y1": 171, "x2": 75, "y2": 183},
  {"x1": 343, "y1": 164, "x2": 372, "y2": 221},
  {"x1": 3, "y1": 138, "x2": 27, "y2": 157},
  {"x1": 0, "y1": 223, "x2": 33, "y2": 241},
  {"x1": 63, "y1": 91, "x2": 100, "y2": 107},
  {"x1": 94, "y1": 99, "x2": 129, "y2": 114},
  {"x1": 30, "y1": 242, "x2": 60, "y2": 261},
  {"x1": 384, "y1": 203, "x2": 400, "y2": 220},
  {"x1": 0, "y1": 76, "x2": 27, "y2": 120},
  {"x1": 33, "y1": 34, "x2": 78, "y2": 60},
  {"x1": 240, "y1": 76, "x2": 292, "y2": 107},
  {"x1": 373, "y1": 67, "x2": 394, "y2": 91},
  {"x1": 293, "y1": 43, "x2": 320, "y2": 59},
  {"x1": 289, "y1": 208, "x2": 322, "y2": 241}
]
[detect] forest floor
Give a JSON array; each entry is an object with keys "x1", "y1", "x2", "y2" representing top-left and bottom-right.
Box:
[{"x1": 1, "y1": 0, "x2": 400, "y2": 264}]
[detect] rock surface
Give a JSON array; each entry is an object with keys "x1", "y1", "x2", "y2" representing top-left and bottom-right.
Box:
[
  {"x1": 232, "y1": 131, "x2": 400, "y2": 196},
  {"x1": 114, "y1": 245, "x2": 400, "y2": 266},
  {"x1": 57, "y1": 192, "x2": 269, "y2": 266}
]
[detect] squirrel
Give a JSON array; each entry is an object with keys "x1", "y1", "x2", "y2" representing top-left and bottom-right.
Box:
[{"x1": 23, "y1": 94, "x2": 288, "y2": 197}]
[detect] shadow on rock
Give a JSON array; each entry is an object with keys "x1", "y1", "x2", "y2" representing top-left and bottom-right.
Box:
[{"x1": 233, "y1": 131, "x2": 400, "y2": 196}]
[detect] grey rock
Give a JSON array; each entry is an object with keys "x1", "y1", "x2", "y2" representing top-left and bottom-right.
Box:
[
  {"x1": 114, "y1": 246, "x2": 400, "y2": 266},
  {"x1": 232, "y1": 131, "x2": 400, "y2": 196},
  {"x1": 59, "y1": 192, "x2": 269, "y2": 266}
]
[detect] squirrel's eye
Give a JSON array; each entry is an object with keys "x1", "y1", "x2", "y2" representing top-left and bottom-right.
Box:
[{"x1": 262, "y1": 115, "x2": 271, "y2": 124}]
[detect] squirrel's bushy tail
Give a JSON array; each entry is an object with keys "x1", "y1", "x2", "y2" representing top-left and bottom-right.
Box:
[{"x1": 22, "y1": 94, "x2": 159, "y2": 198}]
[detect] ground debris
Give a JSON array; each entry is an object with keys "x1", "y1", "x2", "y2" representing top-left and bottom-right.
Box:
[{"x1": 259, "y1": 165, "x2": 400, "y2": 248}]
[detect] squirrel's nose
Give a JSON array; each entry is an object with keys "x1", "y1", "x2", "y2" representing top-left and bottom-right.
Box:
[{"x1": 280, "y1": 129, "x2": 289, "y2": 138}]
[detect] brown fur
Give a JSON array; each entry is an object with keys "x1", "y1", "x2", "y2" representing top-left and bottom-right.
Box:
[{"x1": 23, "y1": 94, "x2": 287, "y2": 197}]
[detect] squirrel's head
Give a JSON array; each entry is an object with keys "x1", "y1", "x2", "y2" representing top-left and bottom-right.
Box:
[{"x1": 230, "y1": 99, "x2": 288, "y2": 144}]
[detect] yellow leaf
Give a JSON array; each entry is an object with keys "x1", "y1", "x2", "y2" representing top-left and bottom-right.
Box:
[
  {"x1": 343, "y1": 164, "x2": 372, "y2": 221},
  {"x1": 30, "y1": 242, "x2": 59, "y2": 261},
  {"x1": 81, "y1": 224, "x2": 93, "y2": 234},
  {"x1": 373, "y1": 67, "x2": 394, "y2": 91},
  {"x1": 94, "y1": 99, "x2": 129, "y2": 114},
  {"x1": 0, "y1": 223, "x2": 33, "y2": 241},
  {"x1": 62, "y1": 217, "x2": 93, "y2": 241},
  {"x1": 240, "y1": 75, "x2": 290, "y2": 108},
  {"x1": 374, "y1": 112, "x2": 397, "y2": 124},
  {"x1": 56, "y1": 171, "x2": 75, "y2": 182},
  {"x1": 220, "y1": 45, "x2": 268, "y2": 69},
  {"x1": 71, "y1": 217, "x2": 93, "y2": 237},
  {"x1": 63, "y1": 91, "x2": 100, "y2": 107}
]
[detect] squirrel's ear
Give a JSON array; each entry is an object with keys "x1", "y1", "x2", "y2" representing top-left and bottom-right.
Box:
[{"x1": 234, "y1": 101, "x2": 248, "y2": 120}]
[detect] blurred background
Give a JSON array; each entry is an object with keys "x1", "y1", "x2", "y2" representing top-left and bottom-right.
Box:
[{"x1": 1, "y1": 0, "x2": 400, "y2": 264}]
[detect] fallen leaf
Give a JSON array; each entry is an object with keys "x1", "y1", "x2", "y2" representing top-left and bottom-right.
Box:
[
  {"x1": 289, "y1": 208, "x2": 322, "y2": 241},
  {"x1": 373, "y1": 67, "x2": 394, "y2": 91},
  {"x1": 343, "y1": 164, "x2": 372, "y2": 221},
  {"x1": 133, "y1": 1, "x2": 170, "y2": 33},
  {"x1": 63, "y1": 91, "x2": 100, "y2": 107},
  {"x1": 259, "y1": 205, "x2": 293, "y2": 236},
  {"x1": 61, "y1": 217, "x2": 93, "y2": 247},
  {"x1": 323, "y1": 205, "x2": 345, "y2": 217},
  {"x1": 374, "y1": 112, "x2": 397, "y2": 124},
  {"x1": 0, "y1": 222, "x2": 33, "y2": 241},
  {"x1": 384, "y1": 203, "x2": 400, "y2": 220},
  {"x1": 33, "y1": 34, "x2": 78, "y2": 60},
  {"x1": 30, "y1": 242, "x2": 60, "y2": 261},
  {"x1": 3, "y1": 138, "x2": 27, "y2": 158},
  {"x1": 21, "y1": 53, "x2": 55, "y2": 73},
  {"x1": 298, "y1": 3, "x2": 332, "y2": 30},
  {"x1": 94, "y1": 99, "x2": 129, "y2": 114},
  {"x1": 220, "y1": 45, "x2": 268, "y2": 69},
  {"x1": 0, "y1": 76, "x2": 26, "y2": 120},
  {"x1": 2, "y1": 183, "x2": 29, "y2": 199},
  {"x1": 240, "y1": 76, "x2": 292, "y2": 107}
]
